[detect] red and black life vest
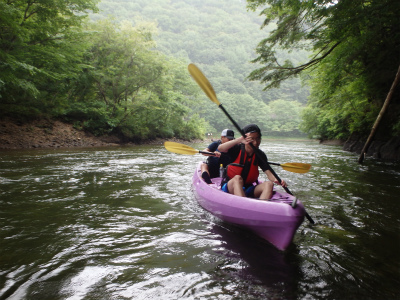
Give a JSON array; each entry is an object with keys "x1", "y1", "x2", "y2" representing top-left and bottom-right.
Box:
[{"x1": 226, "y1": 144, "x2": 259, "y2": 185}]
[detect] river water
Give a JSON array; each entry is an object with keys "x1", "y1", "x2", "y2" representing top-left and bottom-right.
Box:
[{"x1": 0, "y1": 140, "x2": 399, "y2": 300}]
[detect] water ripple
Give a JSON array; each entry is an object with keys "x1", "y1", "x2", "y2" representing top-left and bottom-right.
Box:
[{"x1": 1, "y1": 143, "x2": 399, "y2": 300}]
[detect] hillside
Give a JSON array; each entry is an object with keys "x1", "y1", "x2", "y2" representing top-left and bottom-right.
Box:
[{"x1": 95, "y1": 0, "x2": 310, "y2": 134}]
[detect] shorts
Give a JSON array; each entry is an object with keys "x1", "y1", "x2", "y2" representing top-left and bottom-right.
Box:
[{"x1": 221, "y1": 183, "x2": 256, "y2": 198}]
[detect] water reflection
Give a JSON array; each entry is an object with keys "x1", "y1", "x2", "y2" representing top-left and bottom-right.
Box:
[{"x1": 207, "y1": 222, "x2": 302, "y2": 299}]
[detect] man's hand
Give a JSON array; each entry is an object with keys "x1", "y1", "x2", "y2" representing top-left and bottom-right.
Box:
[{"x1": 274, "y1": 179, "x2": 287, "y2": 187}]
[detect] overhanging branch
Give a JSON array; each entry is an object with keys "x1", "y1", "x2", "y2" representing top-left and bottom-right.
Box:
[{"x1": 274, "y1": 41, "x2": 341, "y2": 72}]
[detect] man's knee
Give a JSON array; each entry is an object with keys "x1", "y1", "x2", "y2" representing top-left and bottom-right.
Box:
[
  {"x1": 232, "y1": 175, "x2": 243, "y2": 184},
  {"x1": 260, "y1": 181, "x2": 273, "y2": 190}
]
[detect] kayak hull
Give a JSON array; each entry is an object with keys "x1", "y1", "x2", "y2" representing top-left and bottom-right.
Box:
[{"x1": 192, "y1": 162, "x2": 305, "y2": 250}]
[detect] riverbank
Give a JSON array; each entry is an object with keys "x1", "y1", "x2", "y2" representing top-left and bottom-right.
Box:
[
  {"x1": 319, "y1": 136, "x2": 399, "y2": 161},
  {"x1": 0, "y1": 119, "x2": 120, "y2": 149},
  {"x1": 343, "y1": 135, "x2": 400, "y2": 161},
  {"x1": 0, "y1": 118, "x2": 197, "y2": 150},
  {"x1": 1, "y1": 119, "x2": 398, "y2": 161}
]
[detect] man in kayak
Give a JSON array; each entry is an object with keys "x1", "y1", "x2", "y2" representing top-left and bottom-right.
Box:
[
  {"x1": 201, "y1": 129, "x2": 235, "y2": 184},
  {"x1": 218, "y1": 124, "x2": 287, "y2": 200}
]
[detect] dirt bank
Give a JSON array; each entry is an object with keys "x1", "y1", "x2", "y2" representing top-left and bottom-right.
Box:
[
  {"x1": 319, "y1": 139, "x2": 345, "y2": 146},
  {"x1": 0, "y1": 119, "x2": 123, "y2": 149},
  {"x1": 0, "y1": 119, "x2": 205, "y2": 150}
]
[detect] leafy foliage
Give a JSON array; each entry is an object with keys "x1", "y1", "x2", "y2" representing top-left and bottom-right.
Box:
[
  {"x1": 65, "y1": 19, "x2": 205, "y2": 140},
  {"x1": 248, "y1": 0, "x2": 400, "y2": 140},
  {"x1": 0, "y1": 0, "x2": 99, "y2": 105},
  {"x1": 96, "y1": 0, "x2": 309, "y2": 136},
  {"x1": 0, "y1": 1, "x2": 206, "y2": 141}
]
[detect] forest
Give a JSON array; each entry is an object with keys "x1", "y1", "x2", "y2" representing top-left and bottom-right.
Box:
[{"x1": 1, "y1": 0, "x2": 399, "y2": 143}]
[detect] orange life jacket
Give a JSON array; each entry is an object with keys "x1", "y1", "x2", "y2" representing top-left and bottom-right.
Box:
[{"x1": 226, "y1": 145, "x2": 259, "y2": 185}]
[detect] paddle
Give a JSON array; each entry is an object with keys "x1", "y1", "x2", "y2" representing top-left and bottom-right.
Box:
[
  {"x1": 188, "y1": 63, "x2": 315, "y2": 224},
  {"x1": 164, "y1": 141, "x2": 311, "y2": 174},
  {"x1": 164, "y1": 141, "x2": 212, "y2": 156}
]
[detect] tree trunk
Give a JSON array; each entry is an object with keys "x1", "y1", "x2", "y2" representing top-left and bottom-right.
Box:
[{"x1": 358, "y1": 64, "x2": 400, "y2": 163}]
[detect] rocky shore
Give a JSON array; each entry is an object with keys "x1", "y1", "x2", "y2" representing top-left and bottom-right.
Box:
[
  {"x1": 343, "y1": 135, "x2": 400, "y2": 161},
  {"x1": 320, "y1": 136, "x2": 400, "y2": 161}
]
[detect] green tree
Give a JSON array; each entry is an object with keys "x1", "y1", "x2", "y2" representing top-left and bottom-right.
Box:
[
  {"x1": 0, "y1": 0, "x2": 99, "y2": 118},
  {"x1": 267, "y1": 99, "x2": 302, "y2": 135},
  {"x1": 97, "y1": 0, "x2": 311, "y2": 108},
  {"x1": 247, "y1": 0, "x2": 400, "y2": 140},
  {"x1": 66, "y1": 19, "x2": 205, "y2": 140}
]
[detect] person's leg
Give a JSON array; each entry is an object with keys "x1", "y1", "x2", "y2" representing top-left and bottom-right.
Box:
[
  {"x1": 201, "y1": 163, "x2": 212, "y2": 184},
  {"x1": 227, "y1": 175, "x2": 245, "y2": 197},
  {"x1": 253, "y1": 181, "x2": 274, "y2": 200}
]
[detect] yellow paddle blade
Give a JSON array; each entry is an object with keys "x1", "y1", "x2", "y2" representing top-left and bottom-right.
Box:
[
  {"x1": 164, "y1": 141, "x2": 198, "y2": 155},
  {"x1": 188, "y1": 63, "x2": 220, "y2": 105},
  {"x1": 280, "y1": 163, "x2": 311, "y2": 174}
]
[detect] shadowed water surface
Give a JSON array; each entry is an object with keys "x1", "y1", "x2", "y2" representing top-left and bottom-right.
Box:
[{"x1": 0, "y1": 140, "x2": 399, "y2": 299}]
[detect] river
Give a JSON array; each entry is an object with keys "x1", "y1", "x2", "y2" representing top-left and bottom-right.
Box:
[{"x1": 0, "y1": 139, "x2": 399, "y2": 300}]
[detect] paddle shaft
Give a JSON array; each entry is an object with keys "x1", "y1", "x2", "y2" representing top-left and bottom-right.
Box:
[
  {"x1": 200, "y1": 150, "x2": 283, "y2": 164},
  {"x1": 199, "y1": 150, "x2": 215, "y2": 155},
  {"x1": 200, "y1": 150, "x2": 301, "y2": 170},
  {"x1": 197, "y1": 148, "x2": 306, "y2": 171},
  {"x1": 218, "y1": 104, "x2": 315, "y2": 224}
]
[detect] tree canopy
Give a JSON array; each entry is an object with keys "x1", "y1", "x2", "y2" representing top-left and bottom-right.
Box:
[
  {"x1": 65, "y1": 19, "x2": 206, "y2": 140},
  {"x1": 3, "y1": 0, "x2": 396, "y2": 142},
  {"x1": 0, "y1": 0, "x2": 206, "y2": 141},
  {"x1": 96, "y1": 0, "x2": 310, "y2": 136},
  {"x1": 1, "y1": 0, "x2": 309, "y2": 140},
  {"x1": 247, "y1": 0, "x2": 400, "y2": 140},
  {"x1": 0, "y1": 0, "x2": 99, "y2": 105}
]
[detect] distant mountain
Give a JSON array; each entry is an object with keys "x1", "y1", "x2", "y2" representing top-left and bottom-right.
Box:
[{"x1": 97, "y1": 0, "x2": 308, "y2": 102}]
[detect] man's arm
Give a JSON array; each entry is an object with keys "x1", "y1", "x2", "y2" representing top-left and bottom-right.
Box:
[
  {"x1": 218, "y1": 136, "x2": 244, "y2": 152},
  {"x1": 264, "y1": 169, "x2": 287, "y2": 187},
  {"x1": 202, "y1": 141, "x2": 220, "y2": 157}
]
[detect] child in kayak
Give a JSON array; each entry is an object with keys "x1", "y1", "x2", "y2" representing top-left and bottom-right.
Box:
[{"x1": 218, "y1": 124, "x2": 287, "y2": 200}]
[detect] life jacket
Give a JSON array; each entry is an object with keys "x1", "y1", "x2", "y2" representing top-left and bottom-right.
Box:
[{"x1": 226, "y1": 144, "x2": 259, "y2": 185}]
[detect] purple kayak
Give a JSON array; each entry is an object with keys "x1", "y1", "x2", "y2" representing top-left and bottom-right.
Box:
[{"x1": 192, "y1": 162, "x2": 306, "y2": 251}]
